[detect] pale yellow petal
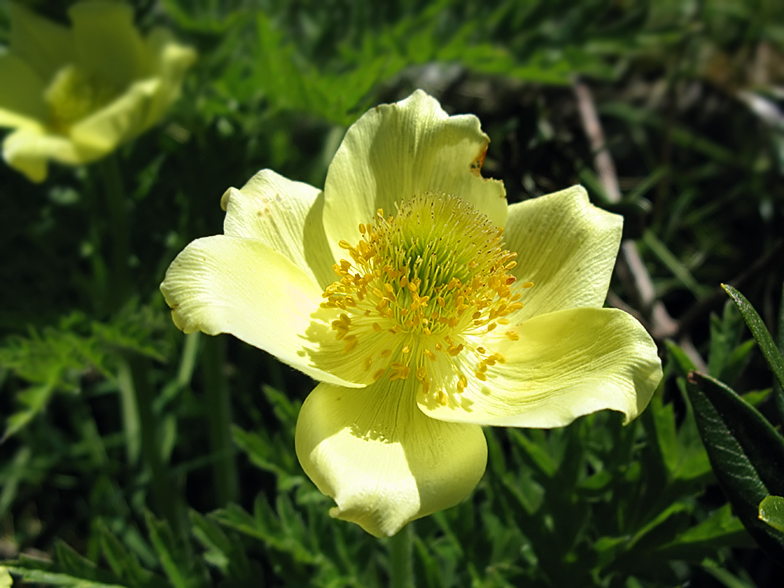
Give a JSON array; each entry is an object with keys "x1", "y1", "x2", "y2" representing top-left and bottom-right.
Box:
[
  {"x1": 221, "y1": 169, "x2": 337, "y2": 289},
  {"x1": 322, "y1": 90, "x2": 506, "y2": 261},
  {"x1": 69, "y1": 79, "x2": 158, "y2": 152},
  {"x1": 504, "y1": 186, "x2": 623, "y2": 321},
  {"x1": 142, "y1": 28, "x2": 196, "y2": 128},
  {"x1": 9, "y1": 2, "x2": 73, "y2": 80},
  {"x1": 2, "y1": 127, "x2": 86, "y2": 182},
  {"x1": 160, "y1": 235, "x2": 364, "y2": 388},
  {"x1": 296, "y1": 380, "x2": 487, "y2": 537},
  {"x1": 419, "y1": 308, "x2": 661, "y2": 427},
  {"x1": 69, "y1": 1, "x2": 147, "y2": 85},
  {"x1": 0, "y1": 54, "x2": 47, "y2": 128}
]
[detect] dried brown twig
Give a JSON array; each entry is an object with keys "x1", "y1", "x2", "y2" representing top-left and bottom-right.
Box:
[{"x1": 572, "y1": 78, "x2": 702, "y2": 369}]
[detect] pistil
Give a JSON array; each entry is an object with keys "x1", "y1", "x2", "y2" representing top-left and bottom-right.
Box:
[{"x1": 321, "y1": 192, "x2": 530, "y2": 405}]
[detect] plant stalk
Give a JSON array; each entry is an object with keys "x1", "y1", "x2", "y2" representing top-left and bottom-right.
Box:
[
  {"x1": 389, "y1": 523, "x2": 414, "y2": 588},
  {"x1": 202, "y1": 335, "x2": 238, "y2": 506}
]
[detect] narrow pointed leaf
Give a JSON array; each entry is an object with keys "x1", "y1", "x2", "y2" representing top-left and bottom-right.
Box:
[
  {"x1": 685, "y1": 371, "x2": 784, "y2": 564},
  {"x1": 722, "y1": 284, "x2": 784, "y2": 392}
]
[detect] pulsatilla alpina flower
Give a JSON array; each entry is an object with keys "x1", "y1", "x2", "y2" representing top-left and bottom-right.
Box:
[
  {"x1": 161, "y1": 91, "x2": 662, "y2": 537},
  {"x1": 0, "y1": 2, "x2": 195, "y2": 182}
]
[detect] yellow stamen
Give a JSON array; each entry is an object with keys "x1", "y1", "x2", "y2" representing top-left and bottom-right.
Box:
[{"x1": 320, "y1": 192, "x2": 528, "y2": 397}]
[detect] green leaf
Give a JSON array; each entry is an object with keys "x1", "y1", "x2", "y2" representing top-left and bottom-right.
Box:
[
  {"x1": 2, "y1": 384, "x2": 55, "y2": 440},
  {"x1": 145, "y1": 511, "x2": 209, "y2": 588},
  {"x1": 685, "y1": 371, "x2": 784, "y2": 562},
  {"x1": 212, "y1": 498, "x2": 320, "y2": 566},
  {"x1": 664, "y1": 339, "x2": 697, "y2": 378},
  {"x1": 508, "y1": 429, "x2": 557, "y2": 478},
  {"x1": 4, "y1": 550, "x2": 129, "y2": 587},
  {"x1": 0, "y1": 568, "x2": 12, "y2": 588},
  {"x1": 722, "y1": 284, "x2": 784, "y2": 393},
  {"x1": 702, "y1": 565, "x2": 758, "y2": 588},
  {"x1": 760, "y1": 496, "x2": 784, "y2": 532},
  {"x1": 642, "y1": 393, "x2": 679, "y2": 476},
  {"x1": 98, "y1": 521, "x2": 160, "y2": 588},
  {"x1": 708, "y1": 300, "x2": 745, "y2": 381},
  {"x1": 643, "y1": 230, "x2": 706, "y2": 298},
  {"x1": 1, "y1": 307, "x2": 169, "y2": 440},
  {"x1": 56, "y1": 541, "x2": 103, "y2": 580},
  {"x1": 775, "y1": 282, "x2": 784, "y2": 425},
  {"x1": 626, "y1": 502, "x2": 692, "y2": 553},
  {"x1": 189, "y1": 510, "x2": 253, "y2": 581},
  {"x1": 655, "y1": 503, "x2": 753, "y2": 561}
]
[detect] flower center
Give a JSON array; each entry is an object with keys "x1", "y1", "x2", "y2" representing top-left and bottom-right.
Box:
[
  {"x1": 45, "y1": 65, "x2": 122, "y2": 133},
  {"x1": 321, "y1": 192, "x2": 532, "y2": 406}
]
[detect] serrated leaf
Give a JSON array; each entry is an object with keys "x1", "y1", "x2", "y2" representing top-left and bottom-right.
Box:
[
  {"x1": 56, "y1": 541, "x2": 102, "y2": 579},
  {"x1": 98, "y1": 521, "x2": 158, "y2": 588},
  {"x1": 685, "y1": 371, "x2": 784, "y2": 563},
  {"x1": 3, "y1": 567, "x2": 127, "y2": 588},
  {"x1": 2, "y1": 384, "x2": 54, "y2": 441},
  {"x1": 655, "y1": 503, "x2": 753, "y2": 561},
  {"x1": 627, "y1": 502, "x2": 692, "y2": 553},
  {"x1": 760, "y1": 496, "x2": 784, "y2": 532},
  {"x1": 4, "y1": 550, "x2": 129, "y2": 587},
  {"x1": 145, "y1": 511, "x2": 208, "y2": 588},
  {"x1": 231, "y1": 425, "x2": 300, "y2": 480},
  {"x1": 189, "y1": 510, "x2": 252, "y2": 580},
  {"x1": 212, "y1": 499, "x2": 321, "y2": 566},
  {"x1": 1, "y1": 307, "x2": 168, "y2": 440}
]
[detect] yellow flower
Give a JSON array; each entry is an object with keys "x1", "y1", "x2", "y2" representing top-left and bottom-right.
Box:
[
  {"x1": 0, "y1": 2, "x2": 195, "y2": 182},
  {"x1": 161, "y1": 91, "x2": 662, "y2": 537}
]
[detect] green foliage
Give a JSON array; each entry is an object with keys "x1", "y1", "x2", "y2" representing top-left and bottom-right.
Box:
[
  {"x1": 721, "y1": 284, "x2": 784, "y2": 420},
  {"x1": 759, "y1": 496, "x2": 784, "y2": 533},
  {"x1": 683, "y1": 286, "x2": 784, "y2": 566},
  {"x1": 3, "y1": 0, "x2": 784, "y2": 585},
  {"x1": 686, "y1": 372, "x2": 784, "y2": 563},
  {"x1": 1, "y1": 305, "x2": 168, "y2": 440}
]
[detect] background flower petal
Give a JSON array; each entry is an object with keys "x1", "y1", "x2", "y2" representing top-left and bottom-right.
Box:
[
  {"x1": 503, "y1": 186, "x2": 623, "y2": 322},
  {"x1": 9, "y1": 2, "x2": 73, "y2": 80},
  {"x1": 69, "y1": 79, "x2": 158, "y2": 153},
  {"x1": 296, "y1": 380, "x2": 487, "y2": 537},
  {"x1": 142, "y1": 28, "x2": 197, "y2": 128},
  {"x1": 322, "y1": 90, "x2": 506, "y2": 261},
  {"x1": 3, "y1": 127, "x2": 84, "y2": 183},
  {"x1": 69, "y1": 1, "x2": 147, "y2": 85},
  {"x1": 160, "y1": 234, "x2": 363, "y2": 388},
  {"x1": 0, "y1": 54, "x2": 47, "y2": 128},
  {"x1": 221, "y1": 169, "x2": 337, "y2": 289},
  {"x1": 419, "y1": 307, "x2": 661, "y2": 428}
]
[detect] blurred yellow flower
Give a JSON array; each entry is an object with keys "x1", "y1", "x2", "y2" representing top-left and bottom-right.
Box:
[
  {"x1": 160, "y1": 91, "x2": 663, "y2": 537},
  {"x1": 0, "y1": 1, "x2": 195, "y2": 182}
]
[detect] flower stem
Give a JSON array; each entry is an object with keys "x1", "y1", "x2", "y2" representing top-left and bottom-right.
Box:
[
  {"x1": 775, "y1": 281, "x2": 784, "y2": 426},
  {"x1": 202, "y1": 335, "x2": 238, "y2": 505},
  {"x1": 98, "y1": 154, "x2": 131, "y2": 312},
  {"x1": 96, "y1": 156, "x2": 183, "y2": 534},
  {"x1": 389, "y1": 523, "x2": 415, "y2": 588},
  {"x1": 122, "y1": 353, "x2": 183, "y2": 537}
]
